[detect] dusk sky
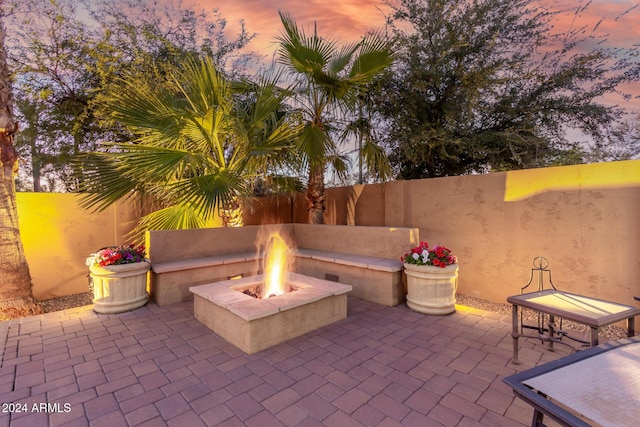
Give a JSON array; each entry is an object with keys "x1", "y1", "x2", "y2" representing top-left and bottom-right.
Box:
[
  {"x1": 201, "y1": 0, "x2": 639, "y2": 52},
  {"x1": 193, "y1": 0, "x2": 640, "y2": 115}
]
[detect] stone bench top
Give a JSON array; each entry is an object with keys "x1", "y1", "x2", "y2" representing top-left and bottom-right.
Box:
[
  {"x1": 293, "y1": 248, "x2": 403, "y2": 272},
  {"x1": 152, "y1": 248, "x2": 403, "y2": 274},
  {"x1": 151, "y1": 252, "x2": 260, "y2": 274}
]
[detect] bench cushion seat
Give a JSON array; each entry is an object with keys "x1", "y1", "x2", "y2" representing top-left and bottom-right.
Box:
[
  {"x1": 293, "y1": 248, "x2": 403, "y2": 272},
  {"x1": 152, "y1": 252, "x2": 261, "y2": 274}
]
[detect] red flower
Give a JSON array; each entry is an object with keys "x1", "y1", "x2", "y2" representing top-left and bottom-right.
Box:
[
  {"x1": 402, "y1": 241, "x2": 457, "y2": 267},
  {"x1": 88, "y1": 244, "x2": 146, "y2": 267}
]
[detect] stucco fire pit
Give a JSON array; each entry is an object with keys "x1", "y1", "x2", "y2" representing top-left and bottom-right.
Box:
[{"x1": 190, "y1": 273, "x2": 352, "y2": 354}]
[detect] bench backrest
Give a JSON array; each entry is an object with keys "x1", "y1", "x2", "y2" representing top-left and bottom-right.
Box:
[
  {"x1": 146, "y1": 224, "x2": 418, "y2": 264},
  {"x1": 292, "y1": 224, "x2": 418, "y2": 260},
  {"x1": 147, "y1": 225, "x2": 267, "y2": 263}
]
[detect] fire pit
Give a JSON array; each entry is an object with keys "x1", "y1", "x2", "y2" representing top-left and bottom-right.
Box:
[
  {"x1": 190, "y1": 273, "x2": 351, "y2": 353},
  {"x1": 189, "y1": 229, "x2": 352, "y2": 353}
]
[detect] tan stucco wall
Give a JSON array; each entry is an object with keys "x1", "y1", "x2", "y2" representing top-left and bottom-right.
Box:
[
  {"x1": 16, "y1": 193, "x2": 139, "y2": 300},
  {"x1": 398, "y1": 161, "x2": 640, "y2": 305},
  {"x1": 253, "y1": 160, "x2": 640, "y2": 306},
  {"x1": 14, "y1": 160, "x2": 640, "y2": 306}
]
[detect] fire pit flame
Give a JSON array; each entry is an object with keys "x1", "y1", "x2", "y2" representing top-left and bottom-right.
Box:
[{"x1": 262, "y1": 232, "x2": 292, "y2": 299}]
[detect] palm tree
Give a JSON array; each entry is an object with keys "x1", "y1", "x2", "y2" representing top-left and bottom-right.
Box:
[
  {"x1": 0, "y1": 7, "x2": 35, "y2": 310},
  {"x1": 276, "y1": 11, "x2": 395, "y2": 224},
  {"x1": 79, "y1": 57, "x2": 301, "y2": 236}
]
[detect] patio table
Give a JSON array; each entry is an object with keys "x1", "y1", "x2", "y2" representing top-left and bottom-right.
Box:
[
  {"x1": 503, "y1": 336, "x2": 640, "y2": 427},
  {"x1": 508, "y1": 289, "x2": 640, "y2": 364}
]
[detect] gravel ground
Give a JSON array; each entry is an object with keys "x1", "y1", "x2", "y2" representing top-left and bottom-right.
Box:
[
  {"x1": 0, "y1": 292, "x2": 93, "y2": 322},
  {"x1": 38, "y1": 292, "x2": 94, "y2": 313},
  {"x1": 1, "y1": 292, "x2": 633, "y2": 340}
]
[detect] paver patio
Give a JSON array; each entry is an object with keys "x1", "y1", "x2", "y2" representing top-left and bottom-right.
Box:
[{"x1": 0, "y1": 296, "x2": 575, "y2": 426}]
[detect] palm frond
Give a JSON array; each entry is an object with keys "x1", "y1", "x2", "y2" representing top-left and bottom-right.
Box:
[
  {"x1": 325, "y1": 152, "x2": 350, "y2": 181},
  {"x1": 276, "y1": 11, "x2": 336, "y2": 74},
  {"x1": 128, "y1": 205, "x2": 208, "y2": 243},
  {"x1": 297, "y1": 124, "x2": 334, "y2": 167},
  {"x1": 177, "y1": 57, "x2": 232, "y2": 115},
  {"x1": 349, "y1": 32, "x2": 395, "y2": 84},
  {"x1": 104, "y1": 143, "x2": 212, "y2": 182},
  {"x1": 165, "y1": 169, "x2": 249, "y2": 218},
  {"x1": 361, "y1": 139, "x2": 392, "y2": 181},
  {"x1": 329, "y1": 41, "x2": 360, "y2": 75},
  {"x1": 76, "y1": 152, "x2": 139, "y2": 212}
]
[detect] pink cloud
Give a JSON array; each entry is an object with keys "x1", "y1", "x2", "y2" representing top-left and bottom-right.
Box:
[
  {"x1": 542, "y1": 0, "x2": 640, "y2": 113},
  {"x1": 193, "y1": 0, "x2": 637, "y2": 57},
  {"x1": 543, "y1": 0, "x2": 639, "y2": 48},
  {"x1": 194, "y1": 0, "x2": 390, "y2": 55}
]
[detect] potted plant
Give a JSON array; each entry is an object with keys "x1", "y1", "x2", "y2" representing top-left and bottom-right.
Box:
[
  {"x1": 86, "y1": 245, "x2": 150, "y2": 314},
  {"x1": 402, "y1": 241, "x2": 459, "y2": 315}
]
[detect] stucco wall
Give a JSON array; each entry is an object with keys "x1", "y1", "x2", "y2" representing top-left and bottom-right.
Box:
[
  {"x1": 398, "y1": 161, "x2": 640, "y2": 304},
  {"x1": 253, "y1": 160, "x2": 640, "y2": 305},
  {"x1": 16, "y1": 193, "x2": 140, "y2": 300},
  {"x1": 14, "y1": 160, "x2": 640, "y2": 306}
]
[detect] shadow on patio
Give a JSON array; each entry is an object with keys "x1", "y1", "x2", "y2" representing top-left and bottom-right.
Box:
[{"x1": 0, "y1": 297, "x2": 572, "y2": 427}]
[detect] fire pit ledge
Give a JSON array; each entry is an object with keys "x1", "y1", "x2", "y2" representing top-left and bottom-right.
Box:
[{"x1": 189, "y1": 273, "x2": 352, "y2": 353}]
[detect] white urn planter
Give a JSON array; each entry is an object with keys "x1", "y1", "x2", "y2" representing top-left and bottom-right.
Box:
[
  {"x1": 404, "y1": 263, "x2": 459, "y2": 315},
  {"x1": 89, "y1": 261, "x2": 151, "y2": 314}
]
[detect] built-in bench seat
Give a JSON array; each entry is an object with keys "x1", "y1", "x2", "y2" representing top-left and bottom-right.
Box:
[
  {"x1": 146, "y1": 224, "x2": 418, "y2": 307},
  {"x1": 292, "y1": 248, "x2": 405, "y2": 306},
  {"x1": 293, "y1": 249, "x2": 403, "y2": 272},
  {"x1": 151, "y1": 252, "x2": 261, "y2": 274}
]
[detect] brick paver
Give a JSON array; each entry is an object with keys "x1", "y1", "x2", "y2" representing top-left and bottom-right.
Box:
[{"x1": 0, "y1": 296, "x2": 580, "y2": 426}]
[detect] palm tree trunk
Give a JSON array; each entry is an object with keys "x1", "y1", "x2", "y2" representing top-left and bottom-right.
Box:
[
  {"x1": 220, "y1": 194, "x2": 244, "y2": 227},
  {"x1": 0, "y1": 175, "x2": 34, "y2": 307},
  {"x1": 0, "y1": 10, "x2": 35, "y2": 308},
  {"x1": 306, "y1": 164, "x2": 325, "y2": 224}
]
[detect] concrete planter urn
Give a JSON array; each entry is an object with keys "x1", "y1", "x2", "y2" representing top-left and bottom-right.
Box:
[
  {"x1": 404, "y1": 263, "x2": 459, "y2": 315},
  {"x1": 90, "y1": 261, "x2": 151, "y2": 314}
]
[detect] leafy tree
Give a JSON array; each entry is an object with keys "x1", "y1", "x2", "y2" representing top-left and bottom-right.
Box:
[
  {"x1": 374, "y1": 0, "x2": 640, "y2": 178},
  {"x1": 8, "y1": 0, "x2": 98, "y2": 190},
  {"x1": 276, "y1": 11, "x2": 395, "y2": 223},
  {"x1": 13, "y1": 92, "x2": 77, "y2": 191},
  {"x1": 6, "y1": 0, "x2": 258, "y2": 191},
  {"x1": 79, "y1": 57, "x2": 302, "y2": 237},
  {"x1": 590, "y1": 115, "x2": 640, "y2": 161},
  {"x1": 0, "y1": 2, "x2": 35, "y2": 311}
]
